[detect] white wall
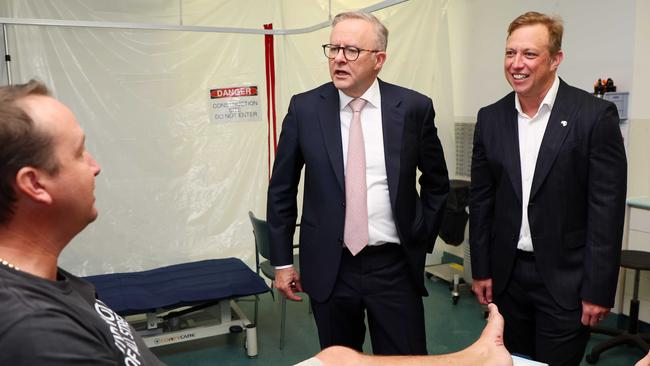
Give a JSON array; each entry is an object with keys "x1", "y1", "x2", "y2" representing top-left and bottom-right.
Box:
[
  {"x1": 631, "y1": 0, "x2": 650, "y2": 120},
  {"x1": 627, "y1": 0, "x2": 650, "y2": 197}
]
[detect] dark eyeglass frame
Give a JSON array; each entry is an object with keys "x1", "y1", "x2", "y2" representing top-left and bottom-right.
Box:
[{"x1": 322, "y1": 44, "x2": 381, "y2": 61}]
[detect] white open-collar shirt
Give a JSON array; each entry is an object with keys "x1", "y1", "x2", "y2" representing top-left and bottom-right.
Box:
[{"x1": 515, "y1": 75, "x2": 560, "y2": 252}]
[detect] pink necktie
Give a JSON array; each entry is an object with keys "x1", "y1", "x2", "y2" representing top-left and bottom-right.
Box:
[{"x1": 344, "y1": 98, "x2": 368, "y2": 256}]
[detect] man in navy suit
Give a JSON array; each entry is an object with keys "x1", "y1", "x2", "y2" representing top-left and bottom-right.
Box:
[
  {"x1": 470, "y1": 11, "x2": 627, "y2": 366},
  {"x1": 267, "y1": 11, "x2": 449, "y2": 354}
]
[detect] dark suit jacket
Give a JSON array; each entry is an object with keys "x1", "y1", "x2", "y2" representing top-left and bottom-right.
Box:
[
  {"x1": 267, "y1": 79, "x2": 449, "y2": 302},
  {"x1": 470, "y1": 79, "x2": 627, "y2": 310}
]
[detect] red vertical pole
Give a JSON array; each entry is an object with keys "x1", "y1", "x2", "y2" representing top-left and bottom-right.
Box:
[{"x1": 263, "y1": 23, "x2": 276, "y2": 181}]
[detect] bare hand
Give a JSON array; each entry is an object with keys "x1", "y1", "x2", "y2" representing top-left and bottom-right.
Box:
[
  {"x1": 581, "y1": 300, "x2": 610, "y2": 326},
  {"x1": 275, "y1": 267, "x2": 304, "y2": 301},
  {"x1": 472, "y1": 278, "x2": 493, "y2": 305}
]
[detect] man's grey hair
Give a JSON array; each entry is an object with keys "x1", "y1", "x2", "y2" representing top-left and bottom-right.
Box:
[{"x1": 332, "y1": 11, "x2": 388, "y2": 51}]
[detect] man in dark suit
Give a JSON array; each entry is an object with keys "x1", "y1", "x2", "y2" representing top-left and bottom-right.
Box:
[
  {"x1": 266, "y1": 11, "x2": 449, "y2": 355},
  {"x1": 470, "y1": 11, "x2": 627, "y2": 366}
]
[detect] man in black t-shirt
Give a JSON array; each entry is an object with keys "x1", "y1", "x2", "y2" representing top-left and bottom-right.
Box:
[
  {"x1": 0, "y1": 266, "x2": 164, "y2": 365},
  {"x1": 0, "y1": 80, "x2": 165, "y2": 366}
]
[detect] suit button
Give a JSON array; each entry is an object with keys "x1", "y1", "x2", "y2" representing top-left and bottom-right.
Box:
[{"x1": 341, "y1": 202, "x2": 346, "y2": 207}]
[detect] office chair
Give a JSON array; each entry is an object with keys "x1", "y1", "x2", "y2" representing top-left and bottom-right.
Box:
[
  {"x1": 586, "y1": 250, "x2": 650, "y2": 363},
  {"x1": 248, "y1": 211, "x2": 301, "y2": 349}
]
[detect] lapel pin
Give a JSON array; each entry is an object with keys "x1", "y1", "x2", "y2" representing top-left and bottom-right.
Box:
[{"x1": 561, "y1": 120, "x2": 568, "y2": 127}]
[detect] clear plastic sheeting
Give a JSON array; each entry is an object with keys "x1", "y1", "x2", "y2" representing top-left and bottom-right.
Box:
[{"x1": 0, "y1": 0, "x2": 454, "y2": 275}]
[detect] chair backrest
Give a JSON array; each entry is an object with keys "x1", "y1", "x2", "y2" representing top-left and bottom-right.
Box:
[{"x1": 248, "y1": 211, "x2": 273, "y2": 261}]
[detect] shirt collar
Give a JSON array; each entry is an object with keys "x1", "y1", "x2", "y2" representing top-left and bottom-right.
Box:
[
  {"x1": 338, "y1": 78, "x2": 380, "y2": 111},
  {"x1": 515, "y1": 74, "x2": 560, "y2": 117}
]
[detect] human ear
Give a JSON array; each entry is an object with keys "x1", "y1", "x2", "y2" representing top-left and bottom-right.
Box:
[
  {"x1": 374, "y1": 51, "x2": 387, "y2": 70},
  {"x1": 550, "y1": 50, "x2": 564, "y2": 71},
  {"x1": 15, "y1": 167, "x2": 53, "y2": 204}
]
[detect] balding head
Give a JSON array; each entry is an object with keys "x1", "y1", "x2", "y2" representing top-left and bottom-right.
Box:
[{"x1": 0, "y1": 80, "x2": 60, "y2": 224}]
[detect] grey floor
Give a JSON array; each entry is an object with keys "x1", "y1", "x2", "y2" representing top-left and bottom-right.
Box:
[{"x1": 153, "y1": 276, "x2": 644, "y2": 366}]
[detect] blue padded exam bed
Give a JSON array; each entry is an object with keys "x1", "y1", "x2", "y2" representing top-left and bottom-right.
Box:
[{"x1": 85, "y1": 258, "x2": 270, "y2": 357}]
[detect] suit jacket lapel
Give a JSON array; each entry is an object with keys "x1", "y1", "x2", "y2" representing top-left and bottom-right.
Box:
[
  {"x1": 502, "y1": 93, "x2": 523, "y2": 204},
  {"x1": 379, "y1": 80, "x2": 404, "y2": 209},
  {"x1": 530, "y1": 80, "x2": 575, "y2": 200},
  {"x1": 318, "y1": 84, "x2": 345, "y2": 191}
]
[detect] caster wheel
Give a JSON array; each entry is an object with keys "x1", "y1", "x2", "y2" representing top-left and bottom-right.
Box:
[
  {"x1": 425, "y1": 272, "x2": 433, "y2": 279},
  {"x1": 452, "y1": 296, "x2": 459, "y2": 305},
  {"x1": 585, "y1": 352, "x2": 599, "y2": 364}
]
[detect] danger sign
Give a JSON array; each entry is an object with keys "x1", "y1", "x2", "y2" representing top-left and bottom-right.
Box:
[
  {"x1": 210, "y1": 86, "x2": 258, "y2": 99},
  {"x1": 208, "y1": 85, "x2": 262, "y2": 123}
]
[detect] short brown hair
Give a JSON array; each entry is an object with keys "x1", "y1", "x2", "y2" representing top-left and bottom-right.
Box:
[
  {"x1": 332, "y1": 11, "x2": 389, "y2": 51},
  {"x1": 508, "y1": 11, "x2": 563, "y2": 55},
  {"x1": 0, "y1": 79, "x2": 59, "y2": 224}
]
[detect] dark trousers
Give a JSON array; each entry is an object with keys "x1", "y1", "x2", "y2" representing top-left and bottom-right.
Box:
[
  {"x1": 310, "y1": 243, "x2": 427, "y2": 355},
  {"x1": 495, "y1": 251, "x2": 589, "y2": 366}
]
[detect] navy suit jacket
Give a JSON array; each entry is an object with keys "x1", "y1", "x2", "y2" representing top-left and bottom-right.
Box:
[
  {"x1": 267, "y1": 79, "x2": 449, "y2": 302},
  {"x1": 470, "y1": 79, "x2": 627, "y2": 309}
]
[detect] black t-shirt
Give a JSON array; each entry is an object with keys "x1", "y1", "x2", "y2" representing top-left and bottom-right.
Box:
[{"x1": 0, "y1": 265, "x2": 166, "y2": 366}]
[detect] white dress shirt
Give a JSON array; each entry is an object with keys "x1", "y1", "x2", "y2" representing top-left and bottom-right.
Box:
[
  {"x1": 515, "y1": 75, "x2": 560, "y2": 252},
  {"x1": 339, "y1": 79, "x2": 400, "y2": 246}
]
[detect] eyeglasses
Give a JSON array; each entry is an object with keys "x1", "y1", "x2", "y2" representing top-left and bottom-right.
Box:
[{"x1": 322, "y1": 44, "x2": 381, "y2": 61}]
